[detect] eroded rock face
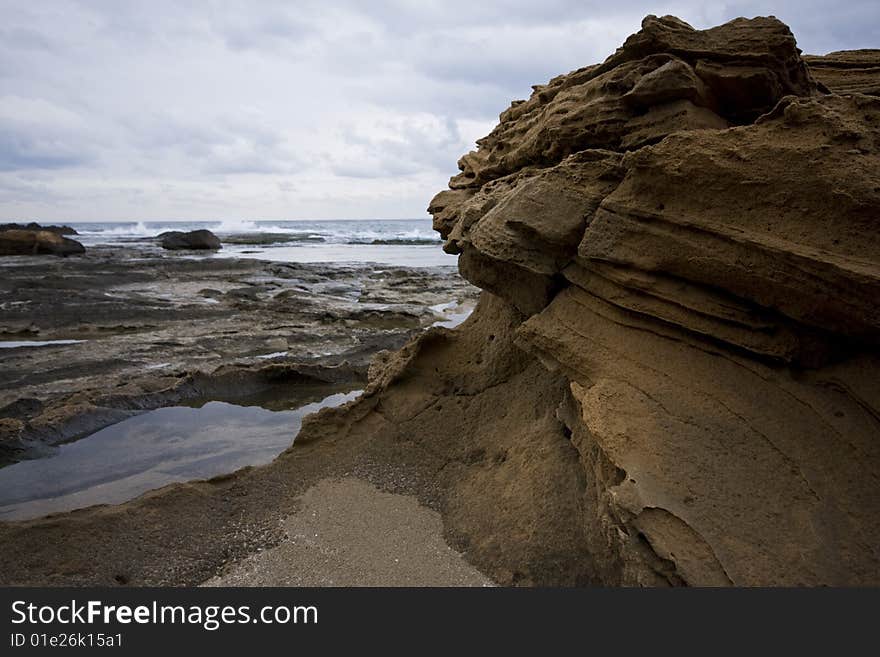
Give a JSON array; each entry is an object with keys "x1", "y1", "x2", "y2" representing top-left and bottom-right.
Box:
[
  {"x1": 436, "y1": 15, "x2": 814, "y2": 197},
  {"x1": 805, "y1": 50, "x2": 880, "y2": 96},
  {"x1": 401, "y1": 16, "x2": 880, "y2": 585},
  {"x1": 1, "y1": 14, "x2": 875, "y2": 589}
]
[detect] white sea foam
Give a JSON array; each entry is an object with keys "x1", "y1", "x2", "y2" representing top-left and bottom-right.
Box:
[
  {"x1": 0, "y1": 340, "x2": 86, "y2": 349},
  {"x1": 212, "y1": 218, "x2": 259, "y2": 233},
  {"x1": 77, "y1": 221, "x2": 153, "y2": 237},
  {"x1": 67, "y1": 219, "x2": 450, "y2": 267}
]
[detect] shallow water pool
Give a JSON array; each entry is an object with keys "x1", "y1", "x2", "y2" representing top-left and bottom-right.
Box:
[
  {"x1": 0, "y1": 389, "x2": 361, "y2": 521},
  {"x1": 0, "y1": 340, "x2": 86, "y2": 349},
  {"x1": 430, "y1": 301, "x2": 473, "y2": 329}
]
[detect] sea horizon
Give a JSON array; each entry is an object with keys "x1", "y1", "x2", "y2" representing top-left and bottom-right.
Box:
[{"x1": 3, "y1": 216, "x2": 430, "y2": 224}]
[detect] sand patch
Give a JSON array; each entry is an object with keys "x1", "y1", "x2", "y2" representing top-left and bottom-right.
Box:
[{"x1": 203, "y1": 477, "x2": 493, "y2": 587}]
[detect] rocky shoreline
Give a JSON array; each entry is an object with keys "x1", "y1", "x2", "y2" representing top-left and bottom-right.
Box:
[
  {"x1": 0, "y1": 15, "x2": 878, "y2": 587},
  {"x1": 0, "y1": 244, "x2": 476, "y2": 466}
]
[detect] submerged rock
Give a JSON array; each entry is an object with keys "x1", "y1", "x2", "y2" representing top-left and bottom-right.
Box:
[
  {"x1": 158, "y1": 229, "x2": 222, "y2": 250},
  {"x1": 222, "y1": 232, "x2": 320, "y2": 245},
  {"x1": 0, "y1": 229, "x2": 85, "y2": 257}
]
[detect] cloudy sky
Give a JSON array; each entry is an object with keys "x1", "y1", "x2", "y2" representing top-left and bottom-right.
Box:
[{"x1": 1, "y1": 1, "x2": 877, "y2": 222}]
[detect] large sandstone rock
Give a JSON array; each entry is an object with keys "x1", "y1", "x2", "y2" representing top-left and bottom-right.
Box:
[
  {"x1": 378, "y1": 15, "x2": 880, "y2": 585},
  {"x1": 436, "y1": 15, "x2": 815, "y2": 199},
  {"x1": 158, "y1": 229, "x2": 222, "y2": 250},
  {"x1": 3, "y1": 14, "x2": 873, "y2": 589},
  {"x1": 805, "y1": 50, "x2": 880, "y2": 96},
  {"x1": 0, "y1": 229, "x2": 85, "y2": 257}
]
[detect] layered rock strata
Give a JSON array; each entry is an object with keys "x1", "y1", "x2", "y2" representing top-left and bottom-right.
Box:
[
  {"x1": 805, "y1": 50, "x2": 880, "y2": 96},
  {"x1": 0, "y1": 15, "x2": 877, "y2": 588},
  {"x1": 386, "y1": 15, "x2": 880, "y2": 585}
]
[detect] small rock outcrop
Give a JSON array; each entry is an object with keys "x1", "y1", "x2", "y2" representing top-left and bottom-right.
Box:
[
  {"x1": 158, "y1": 229, "x2": 222, "y2": 250},
  {"x1": 805, "y1": 50, "x2": 880, "y2": 96},
  {"x1": 0, "y1": 222, "x2": 78, "y2": 235},
  {"x1": 0, "y1": 229, "x2": 85, "y2": 256},
  {"x1": 352, "y1": 15, "x2": 880, "y2": 585}
]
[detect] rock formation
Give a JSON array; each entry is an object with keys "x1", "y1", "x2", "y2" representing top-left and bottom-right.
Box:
[
  {"x1": 805, "y1": 50, "x2": 880, "y2": 96},
  {"x1": 361, "y1": 15, "x2": 880, "y2": 585},
  {"x1": 0, "y1": 253, "x2": 475, "y2": 467},
  {"x1": 0, "y1": 15, "x2": 876, "y2": 589},
  {"x1": 0, "y1": 229, "x2": 85, "y2": 256},
  {"x1": 0, "y1": 222, "x2": 78, "y2": 235},
  {"x1": 158, "y1": 229, "x2": 222, "y2": 250}
]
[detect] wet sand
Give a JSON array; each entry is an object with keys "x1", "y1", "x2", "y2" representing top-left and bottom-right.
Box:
[{"x1": 204, "y1": 478, "x2": 493, "y2": 587}]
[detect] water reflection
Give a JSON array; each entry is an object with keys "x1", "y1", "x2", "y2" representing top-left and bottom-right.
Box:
[{"x1": 0, "y1": 390, "x2": 360, "y2": 521}]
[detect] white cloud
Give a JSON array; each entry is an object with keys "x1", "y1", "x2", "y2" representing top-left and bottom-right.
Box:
[{"x1": 0, "y1": 0, "x2": 876, "y2": 220}]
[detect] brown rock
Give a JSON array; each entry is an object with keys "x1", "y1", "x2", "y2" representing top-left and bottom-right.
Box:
[
  {"x1": 158, "y1": 229, "x2": 222, "y2": 250},
  {"x1": 2, "y1": 14, "x2": 877, "y2": 589},
  {"x1": 412, "y1": 16, "x2": 880, "y2": 585},
  {"x1": 0, "y1": 229, "x2": 85, "y2": 256},
  {"x1": 0, "y1": 418, "x2": 25, "y2": 457},
  {"x1": 0, "y1": 222, "x2": 78, "y2": 235},
  {"x1": 805, "y1": 50, "x2": 880, "y2": 96},
  {"x1": 439, "y1": 15, "x2": 815, "y2": 194}
]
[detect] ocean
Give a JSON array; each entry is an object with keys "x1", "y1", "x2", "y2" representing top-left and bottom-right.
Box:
[{"x1": 67, "y1": 218, "x2": 453, "y2": 268}]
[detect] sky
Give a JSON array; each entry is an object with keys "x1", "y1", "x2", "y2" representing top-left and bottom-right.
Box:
[{"x1": 1, "y1": 1, "x2": 878, "y2": 222}]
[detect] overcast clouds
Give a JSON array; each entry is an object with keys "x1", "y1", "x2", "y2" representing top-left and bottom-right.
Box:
[{"x1": 1, "y1": 1, "x2": 877, "y2": 221}]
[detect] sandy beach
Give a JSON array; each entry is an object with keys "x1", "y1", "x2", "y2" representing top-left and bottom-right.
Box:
[{"x1": 205, "y1": 478, "x2": 492, "y2": 587}]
